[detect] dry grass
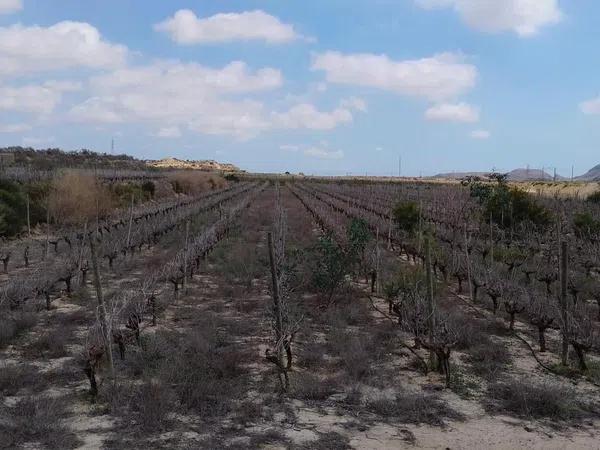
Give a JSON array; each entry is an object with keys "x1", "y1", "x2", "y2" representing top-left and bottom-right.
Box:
[
  {"x1": 0, "y1": 395, "x2": 80, "y2": 448},
  {"x1": 169, "y1": 171, "x2": 227, "y2": 195},
  {"x1": 49, "y1": 170, "x2": 113, "y2": 225},
  {"x1": 24, "y1": 328, "x2": 70, "y2": 358},
  {"x1": 0, "y1": 312, "x2": 37, "y2": 348},
  {"x1": 486, "y1": 378, "x2": 599, "y2": 422},
  {"x1": 366, "y1": 391, "x2": 464, "y2": 426}
]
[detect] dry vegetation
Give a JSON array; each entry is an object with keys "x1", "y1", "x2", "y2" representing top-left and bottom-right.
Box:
[{"x1": 1, "y1": 174, "x2": 599, "y2": 449}]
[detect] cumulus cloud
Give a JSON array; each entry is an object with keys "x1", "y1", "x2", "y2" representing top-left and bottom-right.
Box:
[
  {"x1": 0, "y1": 21, "x2": 127, "y2": 76},
  {"x1": 69, "y1": 60, "x2": 356, "y2": 139},
  {"x1": 0, "y1": 122, "x2": 30, "y2": 133},
  {"x1": 0, "y1": 0, "x2": 22, "y2": 15},
  {"x1": 155, "y1": 9, "x2": 300, "y2": 44},
  {"x1": 304, "y1": 146, "x2": 344, "y2": 160},
  {"x1": 580, "y1": 96, "x2": 600, "y2": 115},
  {"x1": 272, "y1": 103, "x2": 353, "y2": 130},
  {"x1": 22, "y1": 136, "x2": 55, "y2": 146},
  {"x1": 415, "y1": 0, "x2": 562, "y2": 36},
  {"x1": 280, "y1": 144, "x2": 300, "y2": 152},
  {"x1": 0, "y1": 84, "x2": 63, "y2": 114},
  {"x1": 155, "y1": 126, "x2": 182, "y2": 138},
  {"x1": 425, "y1": 102, "x2": 479, "y2": 122},
  {"x1": 470, "y1": 129, "x2": 490, "y2": 139},
  {"x1": 340, "y1": 96, "x2": 367, "y2": 112},
  {"x1": 311, "y1": 51, "x2": 477, "y2": 101}
]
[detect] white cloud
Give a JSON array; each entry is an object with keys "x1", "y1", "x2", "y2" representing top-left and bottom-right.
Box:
[
  {"x1": 470, "y1": 129, "x2": 490, "y2": 139},
  {"x1": 0, "y1": 21, "x2": 127, "y2": 76},
  {"x1": 340, "y1": 96, "x2": 367, "y2": 112},
  {"x1": 155, "y1": 126, "x2": 181, "y2": 138},
  {"x1": 280, "y1": 144, "x2": 299, "y2": 152},
  {"x1": 580, "y1": 96, "x2": 600, "y2": 115},
  {"x1": 304, "y1": 146, "x2": 344, "y2": 160},
  {"x1": 425, "y1": 102, "x2": 479, "y2": 122},
  {"x1": 0, "y1": 122, "x2": 30, "y2": 133},
  {"x1": 0, "y1": 84, "x2": 62, "y2": 114},
  {"x1": 69, "y1": 61, "x2": 282, "y2": 139},
  {"x1": 315, "y1": 82, "x2": 328, "y2": 92},
  {"x1": 375, "y1": 146, "x2": 383, "y2": 152},
  {"x1": 0, "y1": 0, "x2": 22, "y2": 15},
  {"x1": 311, "y1": 51, "x2": 477, "y2": 101},
  {"x1": 69, "y1": 60, "x2": 353, "y2": 139},
  {"x1": 272, "y1": 103, "x2": 354, "y2": 130},
  {"x1": 415, "y1": 0, "x2": 562, "y2": 37},
  {"x1": 22, "y1": 136, "x2": 55, "y2": 146},
  {"x1": 155, "y1": 9, "x2": 300, "y2": 44},
  {"x1": 43, "y1": 80, "x2": 83, "y2": 92}
]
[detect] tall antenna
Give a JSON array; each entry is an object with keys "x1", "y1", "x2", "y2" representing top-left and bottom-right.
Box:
[{"x1": 111, "y1": 138, "x2": 115, "y2": 154}]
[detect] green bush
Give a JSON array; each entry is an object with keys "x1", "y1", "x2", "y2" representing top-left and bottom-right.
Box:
[
  {"x1": 0, "y1": 180, "x2": 46, "y2": 237},
  {"x1": 141, "y1": 180, "x2": 155, "y2": 198},
  {"x1": 587, "y1": 191, "x2": 600, "y2": 204},
  {"x1": 465, "y1": 175, "x2": 550, "y2": 229},
  {"x1": 392, "y1": 201, "x2": 420, "y2": 233},
  {"x1": 574, "y1": 212, "x2": 600, "y2": 237},
  {"x1": 111, "y1": 182, "x2": 152, "y2": 206},
  {"x1": 310, "y1": 234, "x2": 347, "y2": 302}
]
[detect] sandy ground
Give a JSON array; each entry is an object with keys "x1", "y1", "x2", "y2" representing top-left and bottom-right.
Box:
[{"x1": 2, "y1": 186, "x2": 600, "y2": 449}]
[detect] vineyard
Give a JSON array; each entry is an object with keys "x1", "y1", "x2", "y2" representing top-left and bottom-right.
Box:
[{"x1": 1, "y1": 174, "x2": 600, "y2": 448}]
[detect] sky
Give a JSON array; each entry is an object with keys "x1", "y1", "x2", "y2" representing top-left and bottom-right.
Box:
[{"x1": 0, "y1": 0, "x2": 599, "y2": 176}]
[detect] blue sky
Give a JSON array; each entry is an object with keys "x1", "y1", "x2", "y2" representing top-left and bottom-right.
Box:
[{"x1": 0, "y1": 0, "x2": 599, "y2": 176}]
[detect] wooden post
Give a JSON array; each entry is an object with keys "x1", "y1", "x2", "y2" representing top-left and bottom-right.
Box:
[
  {"x1": 88, "y1": 234, "x2": 115, "y2": 382},
  {"x1": 559, "y1": 240, "x2": 569, "y2": 366},
  {"x1": 464, "y1": 224, "x2": 473, "y2": 302},
  {"x1": 183, "y1": 220, "x2": 189, "y2": 291},
  {"x1": 425, "y1": 236, "x2": 436, "y2": 368},
  {"x1": 489, "y1": 212, "x2": 493, "y2": 265},
  {"x1": 26, "y1": 191, "x2": 31, "y2": 237},
  {"x1": 417, "y1": 200, "x2": 423, "y2": 254},
  {"x1": 45, "y1": 196, "x2": 50, "y2": 260},
  {"x1": 125, "y1": 192, "x2": 134, "y2": 250},
  {"x1": 375, "y1": 227, "x2": 380, "y2": 294}
]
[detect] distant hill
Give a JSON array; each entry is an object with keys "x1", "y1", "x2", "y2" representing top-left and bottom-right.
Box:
[
  {"x1": 146, "y1": 157, "x2": 240, "y2": 172},
  {"x1": 507, "y1": 168, "x2": 563, "y2": 181},
  {"x1": 576, "y1": 164, "x2": 600, "y2": 181},
  {"x1": 0, "y1": 148, "x2": 242, "y2": 174},
  {"x1": 433, "y1": 168, "x2": 562, "y2": 182},
  {"x1": 431, "y1": 171, "x2": 487, "y2": 180},
  {"x1": 0, "y1": 146, "x2": 148, "y2": 171}
]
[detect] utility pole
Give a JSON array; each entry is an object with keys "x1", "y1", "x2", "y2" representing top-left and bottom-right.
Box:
[
  {"x1": 398, "y1": 155, "x2": 402, "y2": 178},
  {"x1": 571, "y1": 165, "x2": 574, "y2": 182},
  {"x1": 111, "y1": 138, "x2": 115, "y2": 154}
]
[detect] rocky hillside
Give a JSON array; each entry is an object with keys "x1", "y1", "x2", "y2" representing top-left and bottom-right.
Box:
[
  {"x1": 146, "y1": 157, "x2": 240, "y2": 172},
  {"x1": 577, "y1": 164, "x2": 600, "y2": 181},
  {"x1": 507, "y1": 168, "x2": 562, "y2": 181}
]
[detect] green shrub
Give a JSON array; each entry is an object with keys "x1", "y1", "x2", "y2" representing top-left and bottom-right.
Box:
[
  {"x1": 573, "y1": 212, "x2": 600, "y2": 237},
  {"x1": 141, "y1": 180, "x2": 155, "y2": 198},
  {"x1": 0, "y1": 180, "x2": 46, "y2": 237},
  {"x1": 587, "y1": 191, "x2": 600, "y2": 204},
  {"x1": 465, "y1": 175, "x2": 550, "y2": 229},
  {"x1": 392, "y1": 201, "x2": 420, "y2": 233}
]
